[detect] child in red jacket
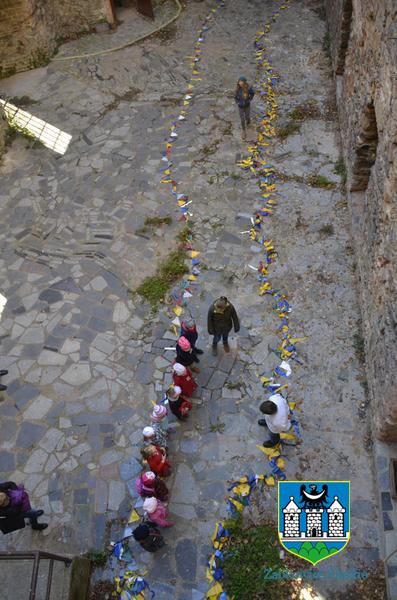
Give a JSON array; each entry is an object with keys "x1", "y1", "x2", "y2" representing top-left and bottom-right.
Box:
[
  {"x1": 172, "y1": 362, "x2": 197, "y2": 398},
  {"x1": 140, "y1": 445, "x2": 171, "y2": 477}
]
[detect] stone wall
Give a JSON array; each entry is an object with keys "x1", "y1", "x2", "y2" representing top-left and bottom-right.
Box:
[
  {"x1": 325, "y1": 0, "x2": 397, "y2": 441},
  {"x1": 0, "y1": 0, "x2": 108, "y2": 77}
]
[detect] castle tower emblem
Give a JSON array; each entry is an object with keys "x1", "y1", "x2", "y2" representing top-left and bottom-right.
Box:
[{"x1": 278, "y1": 481, "x2": 350, "y2": 565}]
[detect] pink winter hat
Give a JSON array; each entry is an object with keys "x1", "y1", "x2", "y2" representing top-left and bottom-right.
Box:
[
  {"x1": 143, "y1": 497, "x2": 158, "y2": 513},
  {"x1": 151, "y1": 405, "x2": 168, "y2": 422},
  {"x1": 142, "y1": 471, "x2": 156, "y2": 485},
  {"x1": 178, "y1": 336, "x2": 191, "y2": 351}
]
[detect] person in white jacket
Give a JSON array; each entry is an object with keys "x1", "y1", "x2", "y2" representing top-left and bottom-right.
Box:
[{"x1": 258, "y1": 393, "x2": 291, "y2": 447}]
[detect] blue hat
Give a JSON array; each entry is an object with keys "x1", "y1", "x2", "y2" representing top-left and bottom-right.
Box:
[{"x1": 238, "y1": 76, "x2": 247, "y2": 82}]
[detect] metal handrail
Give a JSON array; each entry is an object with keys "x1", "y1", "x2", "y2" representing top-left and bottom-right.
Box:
[{"x1": 0, "y1": 550, "x2": 72, "y2": 600}]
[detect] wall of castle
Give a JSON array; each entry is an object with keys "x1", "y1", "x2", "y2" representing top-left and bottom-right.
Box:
[
  {"x1": 0, "y1": 0, "x2": 108, "y2": 78},
  {"x1": 325, "y1": 0, "x2": 397, "y2": 441}
]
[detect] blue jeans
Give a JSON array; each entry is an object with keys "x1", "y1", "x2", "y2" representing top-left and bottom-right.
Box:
[{"x1": 212, "y1": 333, "x2": 228, "y2": 346}]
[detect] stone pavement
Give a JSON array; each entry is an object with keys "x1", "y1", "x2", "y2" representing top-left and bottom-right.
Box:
[{"x1": 0, "y1": 0, "x2": 384, "y2": 598}]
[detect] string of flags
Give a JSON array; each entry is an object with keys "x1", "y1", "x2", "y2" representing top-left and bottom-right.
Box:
[
  {"x1": 207, "y1": 2, "x2": 307, "y2": 597},
  {"x1": 108, "y1": 3, "x2": 226, "y2": 598}
]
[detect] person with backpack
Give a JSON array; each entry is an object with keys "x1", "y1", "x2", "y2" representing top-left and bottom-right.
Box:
[
  {"x1": 175, "y1": 336, "x2": 200, "y2": 373},
  {"x1": 172, "y1": 363, "x2": 198, "y2": 398},
  {"x1": 180, "y1": 318, "x2": 203, "y2": 355},
  {"x1": 234, "y1": 76, "x2": 255, "y2": 139},
  {"x1": 132, "y1": 522, "x2": 165, "y2": 552},
  {"x1": 167, "y1": 385, "x2": 192, "y2": 420},
  {"x1": 135, "y1": 471, "x2": 169, "y2": 502},
  {"x1": 257, "y1": 393, "x2": 292, "y2": 447}
]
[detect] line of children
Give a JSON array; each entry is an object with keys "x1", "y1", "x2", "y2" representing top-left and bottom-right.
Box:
[{"x1": 134, "y1": 319, "x2": 201, "y2": 550}]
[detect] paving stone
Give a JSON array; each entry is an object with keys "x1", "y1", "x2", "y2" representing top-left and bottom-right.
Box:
[
  {"x1": 0, "y1": 418, "x2": 17, "y2": 441},
  {"x1": 0, "y1": 451, "x2": 15, "y2": 472},
  {"x1": 383, "y1": 512, "x2": 394, "y2": 531},
  {"x1": 38, "y1": 350, "x2": 67, "y2": 366},
  {"x1": 74, "y1": 488, "x2": 89, "y2": 504},
  {"x1": 108, "y1": 480, "x2": 126, "y2": 511},
  {"x1": 39, "y1": 428, "x2": 64, "y2": 453},
  {"x1": 351, "y1": 499, "x2": 377, "y2": 520},
  {"x1": 382, "y1": 491, "x2": 393, "y2": 512},
  {"x1": 172, "y1": 463, "x2": 198, "y2": 504},
  {"x1": 39, "y1": 289, "x2": 63, "y2": 304},
  {"x1": 16, "y1": 422, "x2": 46, "y2": 448},
  {"x1": 113, "y1": 301, "x2": 130, "y2": 323},
  {"x1": 135, "y1": 361, "x2": 153, "y2": 385},
  {"x1": 206, "y1": 370, "x2": 228, "y2": 390},
  {"x1": 24, "y1": 448, "x2": 48, "y2": 473},
  {"x1": 22, "y1": 395, "x2": 53, "y2": 420},
  {"x1": 61, "y1": 363, "x2": 91, "y2": 386},
  {"x1": 175, "y1": 538, "x2": 197, "y2": 582},
  {"x1": 99, "y1": 449, "x2": 124, "y2": 466},
  {"x1": 120, "y1": 456, "x2": 142, "y2": 481}
]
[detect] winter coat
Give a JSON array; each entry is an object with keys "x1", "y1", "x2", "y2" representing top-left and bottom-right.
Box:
[
  {"x1": 168, "y1": 394, "x2": 192, "y2": 420},
  {"x1": 0, "y1": 482, "x2": 29, "y2": 534},
  {"x1": 146, "y1": 500, "x2": 173, "y2": 527},
  {"x1": 175, "y1": 344, "x2": 199, "y2": 367},
  {"x1": 235, "y1": 86, "x2": 255, "y2": 108},
  {"x1": 207, "y1": 301, "x2": 240, "y2": 336},
  {"x1": 180, "y1": 322, "x2": 198, "y2": 348},
  {"x1": 172, "y1": 367, "x2": 197, "y2": 398},
  {"x1": 135, "y1": 476, "x2": 169, "y2": 502},
  {"x1": 146, "y1": 447, "x2": 171, "y2": 478},
  {"x1": 138, "y1": 524, "x2": 165, "y2": 552}
]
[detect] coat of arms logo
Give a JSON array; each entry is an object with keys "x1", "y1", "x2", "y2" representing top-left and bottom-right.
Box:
[{"x1": 278, "y1": 480, "x2": 350, "y2": 565}]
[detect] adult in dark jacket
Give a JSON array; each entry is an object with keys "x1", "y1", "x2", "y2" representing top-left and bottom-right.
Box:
[
  {"x1": 0, "y1": 482, "x2": 47, "y2": 534},
  {"x1": 234, "y1": 76, "x2": 255, "y2": 139},
  {"x1": 207, "y1": 296, "x2": 240, "y2": 356}
]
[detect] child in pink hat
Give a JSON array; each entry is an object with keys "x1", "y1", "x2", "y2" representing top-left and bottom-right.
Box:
[
  {"x1": 135, "y1": 471, "x2": 169, "y2": 502},
  {"x1": 143, "y1": 497, "x2": 174, "y2": 527},
  {"x1": 176, "y1": 336, "x2": 200, "y2": 373}
]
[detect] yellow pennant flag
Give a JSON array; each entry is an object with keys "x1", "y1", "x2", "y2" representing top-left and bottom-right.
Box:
[
  {"x1": 173, "y1": 306, "x2": 183, "y2": 316},
  {"x1": 206, "y1": 582, "x2": 224, "y2": 599},
  {"x1": 265, "y1": 475, "x2": 275, "y2": 486},
  {"x1": 128, "y1": 508, "x2": 140, "y2": 523},
  {"x1": 256, "y1": 444, "x2": 280, "y2": 458}
]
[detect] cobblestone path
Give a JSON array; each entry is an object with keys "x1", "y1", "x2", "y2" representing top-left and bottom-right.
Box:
[{"x1": 0, "y1": 1, "x2": 381, "y2": 598}]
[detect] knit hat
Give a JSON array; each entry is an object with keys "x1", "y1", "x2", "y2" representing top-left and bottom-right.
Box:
[
  {"x1": 0, "y1": 492, "x2": 9, "y2": 507},
  {"x1": 142, "y1": 471, "x2": 156, "y2": 485},
  {"x1": 184, "y1": 318, "x2": 195, "y2": 329},
  {"x1": 151, "y1": 405, "x2": 168, "y2": 422},
  {"x1": 142, "y1": 426, "x2": 155, "y2": 438},
  {"x1": 133, "y1": 524, "x2": 150, "y2": 541},
  {"x1": 171, "y1": 385, "x2": 182, "y2": 398},
  {"x1": 143, "y1": 497, "x2": 158, "y2": 513},
  {"x1": 173, "y1": 363, "x2": 187, "y2": 376},
  {"x1": 178, "y1": 336, "x2": 191, "y2": 351},
  {"x1": 238, "y1": 75, "x2": 247, "y2": 82}
]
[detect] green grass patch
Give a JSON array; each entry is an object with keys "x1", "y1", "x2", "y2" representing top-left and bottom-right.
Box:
[
  {"x1": 136, "y1": 248, "x2": 188, "y2": 307},
  {"x1": 223, "y1": 517, "x2": 292, "y2": 600},
  {"x1": 176, "y1": 224, "x2": 192, "y2": 243},
  {"x1": 323, "y1": 30, "x2": 332, "y2": 62},
  {"x1": 353, "y1": 333, "x2": 365, "y2": 364},
  {"x1": 334, "y1": 157, "x2": 347, "y2": 185},
  {"x1": 306, "y1": 174, "x2": 337, "y2": 189},
  {"x1": 289, "y1": 101, "x2": 319, "y2": 121},
  {"x1": 144, "y1": 215, "x2": 172, "y2": 227},
  {"x1": 85, "y1": 549, "x2": 107, "y2": 567},
  {"x1": 319, "y1": 223, "x2": 334, "y2": 236},
  {"x1": 277, "y1": 121, "x2": 301, "y2": 140}
]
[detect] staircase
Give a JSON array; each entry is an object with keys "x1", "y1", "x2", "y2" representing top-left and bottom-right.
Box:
[{"x1": 0, "y1": 551, "x2": 91, "y2": 600}]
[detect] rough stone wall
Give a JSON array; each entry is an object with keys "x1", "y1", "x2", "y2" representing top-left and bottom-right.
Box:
[
  {"x1": 0, "y1": 0, "x2": 108, "y2": 77},
  {"x1": 325, "y1": 0, "x2": 397, "y2": 441}
]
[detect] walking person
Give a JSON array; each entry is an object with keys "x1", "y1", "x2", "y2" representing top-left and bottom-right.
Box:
[
  {"x1": 180, "y1": 318, "x2": 203, "y2": 355},
  {"x1": 143, "y1": 497, "x2": 174, "y2": 527},
  {"x1": 257, "y1": 393, "x2": 291, "y2": 447},
  {"x1": 172, "y1": 363, "x2": 198, "y2": 398},
  {"x1": 234, "y1": 76, "x2": 255, "y2": 140},
  {"x1": 151, "y1": 404, "x2": 169, "y2": 434},
  {"x1": 167, "y1": 385, "x2": 192, "y2": 420},
  {"x1": 0, "y1": 482, "x2": 48, "y2": 533},
  {"x1": 140, "y1": 445, "x2": 172, "y2": 477},
  {"x1": 207, "y1": 296, "x2": 240, "y2": 356},
  {"x1": 142, "y1": 425, "x2": 167, "y2": 451},
  {"x1": 135, "y1": 471, "x2": 169, "y2": 502},
  {"x1": 132, "y1": 522, "x2": 165, "y2": 552},
  {"x1": 175, "y1": 336, "x2": 200, "y2": 373}
]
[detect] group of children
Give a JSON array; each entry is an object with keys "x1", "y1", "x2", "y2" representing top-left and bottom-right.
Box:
[{"x1": 132, "y1": 319, "x2": 201, "y2": 552}]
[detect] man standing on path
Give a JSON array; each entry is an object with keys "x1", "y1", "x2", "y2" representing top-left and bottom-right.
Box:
[{"x1": 207, "y1": 296, "x2": 240, "y2": 356}]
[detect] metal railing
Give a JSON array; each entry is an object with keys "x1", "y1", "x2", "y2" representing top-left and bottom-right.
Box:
[{"x1": 0, "y1": 550, "x2": 72, "y2": 600}]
